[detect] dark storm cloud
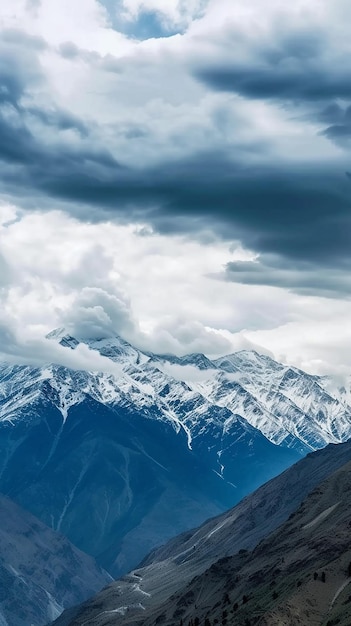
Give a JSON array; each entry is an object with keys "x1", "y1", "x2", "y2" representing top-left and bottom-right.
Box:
[
  {"x1": 2, "y1": 109, "x2": 351, "y2": 275},
  {"x1": 196, "y1": 63, "x2": 351, "y2": 101},
  {"x1": 0, "y1": 30, "x2": 45, "y2": 108},
  {"x1": 0, "y1": 56, "x2": 28, "y2": 107},
  {"x1": 194, "y1": 28, "x2": 351, "y2": 102},
  {"x1": 317, "y1": 103, "x2": 351, "y2": 145},
  {"x1": 0, "y1": 46, "x2": 350, "y2": 266},
  {"x1": 2, "y1": 24, "x2": 351, "y2": 300},
  {"x1": 1, "y1": 55, "x2": 350, "y2": 279},
  {"x1": 0, "y1": 38, "x2": 103, "y2": 162},
  {"x1": 27, "y1": 106, "x2": 89, "y2": 136},
  {"x1": 224, "y1": 256, "x2": 351, "y2": 298}
]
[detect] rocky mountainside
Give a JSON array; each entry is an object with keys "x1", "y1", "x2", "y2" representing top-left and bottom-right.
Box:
[
  {"x1": 50, "y1": 439, "x2": 351, "y2": 626},
  {"x1": 146, "y1": 456, "x2": 351, "y2": 626},
  {"x1": 1, "y1": 330, "x2": 351, "y2": 577},
  {"x1": 0, "y1": 494, "x2": 111, "y2": 626}
]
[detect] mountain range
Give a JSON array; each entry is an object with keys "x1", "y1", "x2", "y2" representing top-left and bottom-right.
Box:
[{"x1": 1, "y1": 329, "x2": 351, "y2": 581}]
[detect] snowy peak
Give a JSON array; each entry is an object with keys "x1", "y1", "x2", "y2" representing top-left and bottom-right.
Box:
[
  {"x1": 86, "y1": 336, "x2": 149, "y2": 366},
  {"x1": 46, "y1": 327, "x2": 79, "y2": 349},
  {"x1": 47, "y1": 327, "x2": 150, "y2": 367},
  {"x1": 46, "y1": 327, "x2": 68, "y2": 341},
  {"x1": 157, "y1": 352, "x2": 217, "y2": 370},
  {"x1": 7, "y1": 333, "x2": 351, "y2": 455},
  {"x1": 214, "y1": 350, "x2": 285, "y2": 374}
]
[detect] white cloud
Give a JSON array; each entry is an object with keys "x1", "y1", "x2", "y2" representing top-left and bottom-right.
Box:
[
  {"x1": 0, "y1": 206, "x2": 282, "y2": 359},
  {"x1": 157, "y1": 362, "x2": 216, "y2": 383},
  {"x1": 0, "y1": 205, "x2": 350, "y2": 376},
  {"x1": 0, "y1": 0, "x2": 132, "y2": 54},
  {"x1": 63, "y1": 286, "x2": 136, "y2": 339},
  {"x1": 245, "y1": 302, "x2": 351, "y2": 376}
]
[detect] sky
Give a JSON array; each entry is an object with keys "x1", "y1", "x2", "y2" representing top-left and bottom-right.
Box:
[{"x1": 1, "y1": 0, "x2": 351, "y2": 376}]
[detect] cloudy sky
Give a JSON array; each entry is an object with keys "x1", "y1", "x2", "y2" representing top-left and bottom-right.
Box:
[{"x1": 1, "y1": 0, "x2": 351, "y2": 375}]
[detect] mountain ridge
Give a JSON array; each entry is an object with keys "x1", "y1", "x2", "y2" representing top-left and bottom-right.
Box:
[{"x1": 43, "y1": 328, "x2": 351, "y2": 454}]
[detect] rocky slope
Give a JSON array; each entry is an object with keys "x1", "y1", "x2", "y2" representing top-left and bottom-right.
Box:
[
  {"x1": 50, "y1": 439, "x2": 351, "y2": 626},
  {"x1": 0, "y1": 494, "x2": 111, "y2": 626},
  {"x1": 148, "y1": 455, "x2": 351, "y2": 626}
]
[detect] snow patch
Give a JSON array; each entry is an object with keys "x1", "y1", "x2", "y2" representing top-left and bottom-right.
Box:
[
  {"x1": 44, "y1": 590, "x2": 64, "y2": 622},
  {"x1": 206, "y1": 518, "x2": 231, "y2": 539},
  {"x1": 303, "y1": 503, "x2": 340, "y2": 530}
]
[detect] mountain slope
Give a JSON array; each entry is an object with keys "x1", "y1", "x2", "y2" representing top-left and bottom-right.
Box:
[
  {"x1": 0, "y1": 494, "x2": 111, "y2": 626},
  {"x1": 50, "y1": 439, "x2": 351, "y2": 626},
  {"x1": 1, "y1": 331, "x2": 351, "y2": 578},
  {"x1": 144, "y1": 454, "x2": 351, "y2": 626},
  {"x1": 0, "y1": 337, "x2": 300, "y2": 577},
  {"x1": 0, "y1": 391, "x2": 237, "y2": 576}
]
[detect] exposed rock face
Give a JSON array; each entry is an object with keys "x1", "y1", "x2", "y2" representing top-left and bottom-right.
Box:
[
  {"x1": 0, "y1": 494, "x2": 111, "y2": 626},
  {"x1": 51, "y1": 440, "x2": 351, "y2": 626}
]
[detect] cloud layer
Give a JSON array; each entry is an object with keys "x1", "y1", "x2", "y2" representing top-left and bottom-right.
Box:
[{"x1": 0, "y1": 0, "x2": 351, "y2": 374}]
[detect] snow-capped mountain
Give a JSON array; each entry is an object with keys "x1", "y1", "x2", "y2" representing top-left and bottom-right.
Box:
[
  {"x1": 35, "y1": 329, "x2": 351, "y2": 454},
  {"x1": 0, "y1": 329, "x2": 350, "y2": 577}
]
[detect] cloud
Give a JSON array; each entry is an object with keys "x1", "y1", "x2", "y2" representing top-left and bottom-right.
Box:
[
  {"x1": 0, "y1": 36, "x2": 348, "y2": 280},
  {"x1": 135, "y1": 318, "x2": 233, "y2": 356},
  {"x1": 224, "y1": 255, "x2": 351, "y2": 298},
  {"x1": 62, "y1": 287, "x2": 136, "y2": 340},
  {"x1": 0, "y1": 255, "x2": 13, "y2": 288},
  {"x1": 195, "y1": 46, "x2": 351, "y2": 102},
  {"x1": 0, "y1": 209, "x2": 250, "y2": 356},
  {"x1": 318, "y1": 103, "x2": 351, "y2": 147},
  {"x1": 1, "y1": 204, "x2": 351, "y2": 376},
  {"x1": 193, "y1": 1, "x2": 351, "y2": 102},
  {"x1": 156, "y1": 361, "x2": 216, "y2": 383},
  {"x1": 1, "y1": 116, "x2": 350, "y2": 273},
  {"x1": 0, "y1": 0, "x2": 350, "y2": 284}
]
